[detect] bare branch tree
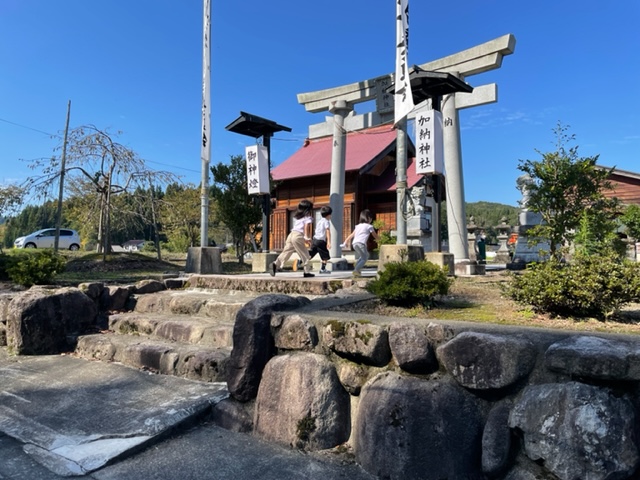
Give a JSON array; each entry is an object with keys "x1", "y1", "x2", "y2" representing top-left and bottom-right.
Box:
[{"x1": 25, "y1": 125, "x2": 179, "y2": 259}]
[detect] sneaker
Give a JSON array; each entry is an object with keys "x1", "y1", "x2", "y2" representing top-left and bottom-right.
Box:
[
  {"x1": 303, "y1": 272, "x2": 315, "y2": 278},
  {"x1": 269, "y1": 262, "x2": 277, "y2": 277},
  {"x1": 352, "y1": 271, "x2": 362, "y2": 278},
  {"x1": 319, "y1": 268, "x2": 330, "y2": 274},
  {"x1": 292, "y1": 259, "x2": 299, "y2": 271}
]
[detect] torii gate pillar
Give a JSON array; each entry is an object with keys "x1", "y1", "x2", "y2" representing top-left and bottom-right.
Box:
[
  {"x1": 442, "y1": 75, "x2": 469, "y2": 266},
  {"x1": 328, "y1": 100, "x2": 352, "y2": 267}
]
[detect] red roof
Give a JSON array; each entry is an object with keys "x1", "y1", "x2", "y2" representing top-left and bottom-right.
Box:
[
  {"x1": 369, "y1": 156, "x2": 424, "y2": 192},
  {"x1": 272, "y1": 124, "x2": 397, "y2": 181}
]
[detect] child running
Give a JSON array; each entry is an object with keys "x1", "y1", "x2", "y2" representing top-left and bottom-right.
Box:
[
  {"x1": 341, "y1": 209, "x2": 379, "y2": 278},
  {"x1": 270, "y1": 199, "x2": 315, "y2": 278},
  {"x1": 296, "y1": 205, "x2": 332, "y2": 274}
]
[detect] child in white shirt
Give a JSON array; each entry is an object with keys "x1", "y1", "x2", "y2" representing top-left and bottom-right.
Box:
[
  {"x1": 270, "y1": 199, "x2": 315, "y2": 278},
  {"x1": 307, "y1": 205, "x2": 332, "y2": 274},
  {"x1": 341, "y1": 209, "x2": 379, "y2": 277}
]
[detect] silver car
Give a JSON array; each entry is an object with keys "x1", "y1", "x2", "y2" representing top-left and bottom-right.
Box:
[{"x1": 14, "y1": 228, "x2": 81, "y2": 251}]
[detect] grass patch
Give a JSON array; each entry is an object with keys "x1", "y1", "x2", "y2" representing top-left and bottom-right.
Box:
[{"x1": 54, "y1": 251, "x2": 251, "y2": 284}]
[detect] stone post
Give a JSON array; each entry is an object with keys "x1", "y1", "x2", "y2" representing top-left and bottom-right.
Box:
[
  {"x1": 396, "y1": 117, "x2": 408, "y2": 245},
  {"x1": 467, "y1": 216, "x2": 478, "y2": 263},
  {"x1": 494, "y1": 217, "x2": 512, "y2": 264}
]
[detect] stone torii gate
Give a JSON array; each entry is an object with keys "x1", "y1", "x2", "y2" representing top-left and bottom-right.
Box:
[{"x1": 296, "y1": 34, "x2": 516, "y2": 272}]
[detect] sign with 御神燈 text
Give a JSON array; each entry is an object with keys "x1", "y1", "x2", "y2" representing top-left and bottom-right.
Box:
[
  {"x1": 415, "y1": 110, "x2": 444, "y2": 175},
  {"x1": 245, "y1": 144, "x2": 269, "y2": 195}
]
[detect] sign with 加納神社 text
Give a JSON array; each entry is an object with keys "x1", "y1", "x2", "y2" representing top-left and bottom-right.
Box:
[
  {"x1": 415, "y1": 110, "x2": 444, "y2": 175},
  {"x1": 245, "y1": 145, "x2": 270, "y2": 195}
]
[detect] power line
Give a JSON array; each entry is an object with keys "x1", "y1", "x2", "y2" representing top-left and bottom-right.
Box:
[
  {"x1": 144, "y1": 158, "x2": 200, "y2": 174},
  {"x1": 0, "y1": 117, "x2": 58, "y2": 137}
]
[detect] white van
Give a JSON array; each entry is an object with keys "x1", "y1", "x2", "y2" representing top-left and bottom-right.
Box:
[{"x1": 14, "y1": 229, "x2": 81, "y2": 251}]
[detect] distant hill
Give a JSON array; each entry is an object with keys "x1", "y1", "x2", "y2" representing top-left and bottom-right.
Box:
[
  {"x1": 465, "y1": 201, "x2": 519, "y2": 230},
  {"x1": 440, "y1": 201, "x2": 519, "y2": 243}
]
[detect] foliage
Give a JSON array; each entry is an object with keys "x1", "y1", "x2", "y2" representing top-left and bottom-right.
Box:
[
  {"x1": 210, "y1": 155, "x2": 263, "y2": 263},
  {"x1": 620, "y1": 204, "x2": 640, "y2": 240},
  {"x1": 517, "y1": 122, "x2": 617, "y2": 259},
  {"x1": 0, "y1": 253, "x2": 16, "y2": 280},
  {"x1": 159, "y1": 184, "x2": 203, "y2": 251},
  {"x1": 24, "y1": 125, "x2": 178, "y2": 257},
  {"x1": 6, "y1": 250, "x2": 67, "y2": 287},
  {"x1": 464, "y1": 202, "x2": 519, "y2": 243},
  {"x1": 573, "y1": 205, "x2": 625, "y2": 257},
  {"x1": 372, "y1": 219, "x2": 396, "y2": 247},
  {"x1": 440, "y1": 202, "x2": 519, "y2": 244},
  {"x1": 367, "y1": 260, "x2": 452, "y2": 307},
  {"x1": 0, "y1": 183, "x2": 25, "y2": 224},
  {"x1": 503, "y1": 251, "x2": 640, "y2": 320}
]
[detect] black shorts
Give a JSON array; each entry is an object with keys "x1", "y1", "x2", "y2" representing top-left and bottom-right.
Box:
[{"x1": 309, "y1": 239, "x2": 330, "y2": 261}]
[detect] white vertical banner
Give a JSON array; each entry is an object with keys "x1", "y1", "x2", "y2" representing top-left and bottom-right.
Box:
[
  {"x1": 200, "y1": 0, "x2": 211, "y2": 247},
  {"x1": 394, "y1": 0, "x2": 413, "y2": 126},
  {"x1": 415, "y1": 110, "x2": 444, "y2": 175},
  {"x1": 200, "y1": 0, "x2": 211, "y2": 168},
  {"x1": 245, "y1": 145, "x2": 270, "y2": 195}
]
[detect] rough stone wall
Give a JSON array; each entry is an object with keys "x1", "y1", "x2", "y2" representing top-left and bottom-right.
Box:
[{"x1": 226, "y1": 295, "x2": 640, "y2": 480}]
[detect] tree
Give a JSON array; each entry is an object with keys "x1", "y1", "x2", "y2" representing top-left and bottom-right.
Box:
[
  {"x1": 0, "y1": 183, "x2": 25, "y2": 251},
  {"x1": 160, "y1": 184, "x2": 203, "y2": 251},
  {"x1": 0, "y1": 183, "x2": 24, "y2": 219},
  {"x1": 516, "y1": 123, "x2": 617, "y2": 259},
  {"x1": 621, "y1": 204, "x2": 640, "y2": 241},
  {"x1": 210, "y1": 155, "x2": 262, "y2": 263},
  {"x1": 25, "y1": 125, "x2": 178, "y2": 259}
]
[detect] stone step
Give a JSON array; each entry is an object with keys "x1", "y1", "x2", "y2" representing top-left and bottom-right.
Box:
[
  {"x1": 109, "y1": 312, "x2": 234, "y2": 348},
  {"x1": 75, "y1": 333, "x2": 231, "y2": 383},
  {"x1": 131, "y1": 290, "x2": 255, "y2": 321}
]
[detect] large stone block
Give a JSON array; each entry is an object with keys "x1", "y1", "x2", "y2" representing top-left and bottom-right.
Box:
[
  {"x1": 509, "y1": 382, "x2": 639, "y2": 480},
  {"x1": 437, "y1": 332, "x2": 536, "y2": 390},
  {"x1": 424, "y1": 252, "x2": 455, "y2": 276},
  {"x1": 251, "y1": 252, "x2": 278, "y2": 273},
  {"x1": 254, "y1": 353, "x2": 350, "y2": 450},
  {"x1": 355, "y1": 372, "x2": 483, "y2": 479},
  {"x1": 227, "y1": 295, "x2": 310, "y2": 402},
  {"x1": 323, "y1": 320, "x2": 391, "y2": 367},
  {"x1": 185, "y1": 247, "x2": 223, "y2": 274},
  {"x1": 377, "y1": 244, "x2": 424, "y2": 273},
  {"x1": 7, "y1": 287, "x2": 98, "y2": 354}
]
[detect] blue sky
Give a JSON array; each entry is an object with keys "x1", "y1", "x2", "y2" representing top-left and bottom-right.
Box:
[{"x1": 1, "y1": 0, "x2": 638, "y2": 207}]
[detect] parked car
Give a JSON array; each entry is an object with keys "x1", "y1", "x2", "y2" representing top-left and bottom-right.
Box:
[
  {"x1": 14, "y1": 228, "x2": 81, "y2": 251},
  {"x1": 122, "y1": 240, "x2": 145, "y2": 252}
]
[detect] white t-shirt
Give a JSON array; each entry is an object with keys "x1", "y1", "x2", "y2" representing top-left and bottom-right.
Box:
[
  {"x1": 292, "y1": 215, "x2": 312, "y2": 234},
  {"x1": 314, "y1": 217, "x2": 331, "y2": 241},
  {"x1": 353, "y1": 223, "x2": 375, "y2": 245}
]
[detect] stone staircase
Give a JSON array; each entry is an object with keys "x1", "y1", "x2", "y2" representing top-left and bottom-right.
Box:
[{"x1": 74, "y1": 289, "x2": 261, "y2": 383}]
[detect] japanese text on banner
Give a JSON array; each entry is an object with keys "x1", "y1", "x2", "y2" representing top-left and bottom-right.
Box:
[
  {"x1": 245, "y1": 145, "x2": 270, "y2": 195},
  {"x1": 415, "y1": 110, "x2": 444, "y2": 175}
]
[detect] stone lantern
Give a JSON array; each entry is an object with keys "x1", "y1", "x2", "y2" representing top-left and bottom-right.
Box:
[
  {"x1": 494, "y1": 216, "x2": 512, "y2": 264},
  {"x1": 467, "y1": 216, "x2": 479, "y2": 262}
]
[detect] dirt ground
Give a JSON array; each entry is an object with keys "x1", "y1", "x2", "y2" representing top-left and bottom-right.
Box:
[{"x1": 331, "y1": 270, "x2": 640, "y2": 337}]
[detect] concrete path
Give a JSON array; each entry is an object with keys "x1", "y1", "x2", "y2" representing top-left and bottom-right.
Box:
[
  {"x1": 0, "y1": 354, "x2": 227, "y2": 476},
  {"x1": 0, "y1": 352, "x2": 375, "y2": 479}
]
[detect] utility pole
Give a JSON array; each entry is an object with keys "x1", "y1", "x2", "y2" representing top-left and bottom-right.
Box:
[{"x1": 54, "y1": 100, "x2": 71, "y2": 253}]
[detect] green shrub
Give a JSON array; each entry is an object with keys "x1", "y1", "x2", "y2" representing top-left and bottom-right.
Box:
[
  {"x1": 141, "y1": 241, "x2": 157, "y2": 253},
  {"x1": 503, "y1": 251, "x2": 640, "y2": 319},
  {"x1": 0, "y1": 253, "x2": 18, "y2": 281},
  {"x1": 6, "y1": 250, "x2": 67, "y2": 287},
  {"x1": 372, "y1": 220, "x2": 396, "y2": 249},
  {"x1": 367, "y1": 260, "x2": 452, "y2": 307}
]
